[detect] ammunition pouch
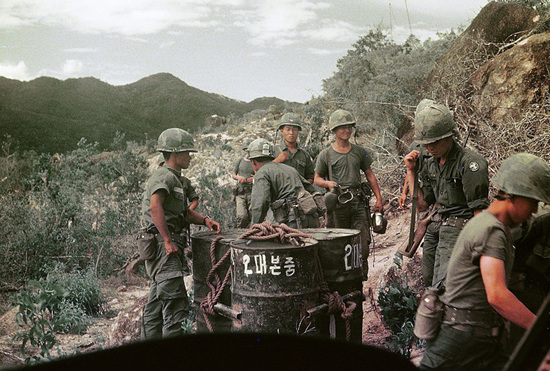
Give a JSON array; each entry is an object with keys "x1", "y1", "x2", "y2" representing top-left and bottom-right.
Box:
[
  {"x1": 297, "y1": 189, "x2": 318, "y2": 215},
  {"x1": 137, "y1": 231, "x2": 158, "y2": 261},
  {"x1": 271, "y1": 199, "x2": 291, "y2": 224}
]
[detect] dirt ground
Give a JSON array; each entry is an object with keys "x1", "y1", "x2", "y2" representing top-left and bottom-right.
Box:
[{"x1": 0, "y1": 208, "x2": 424, "y2": 368}]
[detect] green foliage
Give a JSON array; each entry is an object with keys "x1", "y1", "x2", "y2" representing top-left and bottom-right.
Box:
[
  {"x1": 13, "y1": 265, "x2": 105, "y2": 362},
  {"x1": 322, "y1": 28, "x2": 459, "y2": 133},
  {"x1": 0, "y1": 134, "x2": 148, "y2": 287},
  {"x1": 494, "y1": 0, "x2": 550, "y2": 11},
  {"x1": 45, "y1": 264, "x2": 106, "y2": 316},
  {"x1": 377, "y1": 255, "x2": 421, "y2": 358},
  {"x1": 181, "y1": 289, "x2": 195, "y2": 334},
  {"x1": 14, "y1": 279, "x2": 67, "y2": 362}
]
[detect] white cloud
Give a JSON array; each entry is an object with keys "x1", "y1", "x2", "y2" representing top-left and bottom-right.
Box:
[
  {"x1": 235, "y1": 0, "x2": 330, "y2": 46},
  {"x1": 64, "y1": 47, "x2": 97, "y2": 53},
  {"x1": 301, "y1": 20, "x2": 364, "y2": 42},
  {"x1": 308, "y1": 47, "x2": 343, "y2": 55},
  {"x1": 0, "y1": 61, "x2": 33, "y2": 80},
  {"x1": 62, "y1": 59, "x2": 84, "y2": 75},
  {"x1": 0, "y1": 0, "x2": 236, "y2": 35}
]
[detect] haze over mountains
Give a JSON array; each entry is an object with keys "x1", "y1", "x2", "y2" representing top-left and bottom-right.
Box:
[{"x1": 0, "y1": 73, "x2": 297, "y2": 154}]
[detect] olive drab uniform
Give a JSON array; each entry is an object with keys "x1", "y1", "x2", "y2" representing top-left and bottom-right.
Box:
[
  {"x1": 420, "y1": 153, "x2": 550, "y2": 370},
  {"x1": 139, "y1": 164, "x2": 190, "y2": 339},
  {"x1": 233, "y1": 156, "x2": 254, "y2": 228},
  {"x1": 419, "y1": 140, "x2": 489, "y2": 286},
  {"x1": 274, "y1": 144, "x2": 315, "y2": 181},
  {"x1": 250, "y1": 161, "x2": 318, "y2": 229},
  {"x1": 413, "y1": 101, "x2": 489, "y2": 286},
  {"x1": 420, "y1": 211, "x2": 511, "y2": 369},
  {"x1": 315, "y1": 144, "x2": 374, "y2": 268}
]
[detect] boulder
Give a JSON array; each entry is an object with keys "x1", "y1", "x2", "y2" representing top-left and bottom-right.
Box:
[{"x1": 469, "y1": 32, "x2": 550, "y2": 122}]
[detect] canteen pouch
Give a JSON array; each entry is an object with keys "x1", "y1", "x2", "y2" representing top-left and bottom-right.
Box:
[
  {"x1": 297, "y1": 189, "x2": 318, "y2": 215},
  {"x1": 312, "y1": 191, "x2": 327, "y2": 214},
  {"x1": 414, "y1": 286, "x2": 445, "y2": 340},
  {"x1": 137, "y1": 231, "x2": 157, "y2": 261}
]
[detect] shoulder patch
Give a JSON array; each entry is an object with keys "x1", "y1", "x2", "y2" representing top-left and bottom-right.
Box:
[{"x1": 469, "y1": 161, "x2": 480, "y2": 172}]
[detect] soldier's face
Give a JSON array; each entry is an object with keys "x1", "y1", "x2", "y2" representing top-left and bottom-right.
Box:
[
  {"x1": 334, "y1": 125, "x2": 353, "y2": 140},
  {"x1": 175, "y1": 151, "x2": 192, "y2": 169},
  {"x1": 281, "y1": 126, "x2": 299, "y2": 144},
  {"x1": 509, "y1": 196, "x2": 539, "y2": 224},
  {"x1": 423, "y1": 137, "x2": 453, "y2": 159}
]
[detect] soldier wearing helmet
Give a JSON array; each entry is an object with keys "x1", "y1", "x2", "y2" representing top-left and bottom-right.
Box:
[
  {"x1": 420, "y1": 153, "x2": 550, "y2": 370},
  {"x1": 273, "y1": 112, "x2": 315, "y2": 184},
  {"x1": 404, "y1": 101, "x2": 490, "y2": 286},
  {"x1": 314, "y1": 109, "x2": 384, "y2": 280},
  {"x1": 231, "y1": 138, "x2": 255, "y2": 228},
  {"x1": 248, "y1": 138, "x2": 318, "y2": 228},
  {"x1": 139, "y1": 128, "x2": 220, "y2": 339}
]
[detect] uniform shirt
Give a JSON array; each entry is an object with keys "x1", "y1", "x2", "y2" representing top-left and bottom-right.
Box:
[
  {"x1": 250, "y1": 161, "x2": 314, "y2": 224},
  {"x1": 140, "y1": 164, "x2": 188, "y2": 233},
  {"x1": 315, "y1": 144, "x2": 374, "y2": 188},
  {"x1": 443, "y1": 210, "x2": 514, "y2": 312},
  {"x1": 274, "y1": 145, "x2": 315, "y2": 180},
  {"x1": 233, "y1": 157, "x2": 255, "y2": 193},
  {"x1": 181, "y1": 175, "x2": 198, "y2": 202},
  {"x1": 420, "y1": 140, "x2": 489, "y2": 218}
]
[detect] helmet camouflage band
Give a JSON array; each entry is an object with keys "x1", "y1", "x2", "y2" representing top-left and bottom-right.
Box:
[
  {"x1": 329, "y1": 109, "x2": 356, "y2": 131},
  {"x1": 156, "y1": 128, "x2": 197, "y2": 153},
  {"x1": 492, "y1": 153, "x2": 550, "y2": 204},
  {"x1": 277, "y1": 112, "x2": 304, "y2": 131},
  {"x1": 247, "y1": 138, "x2": 275, "y2": 160},
  {"x1": 414, "y1": 102, "x2": 455, "y2": 144}
]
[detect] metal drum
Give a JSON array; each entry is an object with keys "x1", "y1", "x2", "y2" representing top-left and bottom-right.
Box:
[
  {"x1": 230, "y1": 238, "x2": 319, "y2": 334},
  {"x1": 191, "y1": 229, "x2": 247, "y2": 333},
  {"x1": 302, "y1": 228, "x2": 364, "y2": 343}
]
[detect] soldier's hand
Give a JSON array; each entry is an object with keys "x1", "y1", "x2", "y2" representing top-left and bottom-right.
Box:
[
  {"x1": 398, "y1": 192, "x2": 408, "y2": 208},
  {"x1": 374, "y1": 198, "x2": 384, "y2": 213},
  {"x1": 327, "y1": 181, "x2": 339, "y2": 191},
  {"x1": 165, "y1": 240, "x2": 178, "y2": 255},
  {"x1": 238, "y1": 175, "x2": 248, "y2": 184},
  {"x1": 404, "y1": 150, "x2": 420, "y2": 171},
  {"x1": 205, "y1": 218, "x2": 221, "y2": 234},
  {"x1": 246, "y1": 177, "x2": 254, "y2": 184}
]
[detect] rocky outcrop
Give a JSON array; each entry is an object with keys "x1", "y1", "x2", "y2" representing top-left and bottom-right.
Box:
[
  {"x1": 426, "y1": 2, "x2": 539, "y2": 91},
  {"x1": 469, "y1": 32, "x2": 550, "y2": 122}
]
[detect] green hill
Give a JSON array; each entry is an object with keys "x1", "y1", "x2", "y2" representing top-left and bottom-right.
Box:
[{"x1": 0, "y1": 73, "x2": 297, "y2": 153}]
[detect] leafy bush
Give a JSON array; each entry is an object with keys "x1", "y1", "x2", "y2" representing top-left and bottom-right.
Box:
[{"x1": 377, "y1": 255, "x2": 422, "y2": 358}]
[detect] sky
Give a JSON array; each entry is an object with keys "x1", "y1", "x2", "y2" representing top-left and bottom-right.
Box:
[{"x1": 0, "y1": 0, "x2": 490, "y2": 103}]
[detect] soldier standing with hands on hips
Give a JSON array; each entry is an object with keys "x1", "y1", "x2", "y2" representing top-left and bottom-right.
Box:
[{"x1": 139, "y1": 128, "x2": 220, "y2": 339}]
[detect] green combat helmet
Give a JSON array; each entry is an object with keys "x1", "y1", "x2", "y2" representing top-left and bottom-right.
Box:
[
  {"x1": 277, "y1": 112, "x2": 304, "y2": 131},
  {"x1": 247, "y1": 138, "x2": 275, "y2": 160},
  {"x1": 414, "y1": 102, "x2": 455, "y2": 144},
  {"x1": 157, "y1": 128, "x2": 197, "y2": 153},
  {"x1": 492, "y1": 153, "x2": 550, "y2": 204},
  {"x1": 415, "y1": 99, "x2": 435, "y2": 116},
  {"x1": 242, "y1": 138, "x2": 253, "y2": 150},
  {"x1": 329, "y1": 109, "x2": 356, "y2": 131}
]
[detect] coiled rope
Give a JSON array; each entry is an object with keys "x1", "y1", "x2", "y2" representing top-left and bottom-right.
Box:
[
  {"x1": 239, "y1": 221, "x2": 314, "y2": 245},
  {"x1": 199, "y1": 235, "x2": 232, "y2": 332}
]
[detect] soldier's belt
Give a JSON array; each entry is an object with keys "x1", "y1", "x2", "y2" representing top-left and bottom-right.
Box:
[
  {"x1": 443, "y1": 305, "x2": 500, "y2": 331},
  {"x1": 431, "y1": 214, "x2": 469, "y2": 228},
  {"x1": 446, "y1": 323, "x2": 500, "y2": 337}
]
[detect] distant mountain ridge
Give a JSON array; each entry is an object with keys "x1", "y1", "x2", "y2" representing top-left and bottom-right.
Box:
[{"x1": 0, "y1": 73, "x2": 298, "y2": 153}]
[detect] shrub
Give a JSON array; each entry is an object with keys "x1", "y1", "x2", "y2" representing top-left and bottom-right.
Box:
[{"x1": 377, "y1": 255, "x2": 422, "y2": 358}]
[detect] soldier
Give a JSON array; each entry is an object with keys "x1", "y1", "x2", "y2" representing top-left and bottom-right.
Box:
[
  {"x1": 139, "y1": 128, "x2": 220, "y2": 339},
  {"x1": 231, "y1": 138, "x2": 254, "y2": 228},
  {"x1": 248, "y1": 138, "x2": 319, "y2": 229},
  {"x1": 273, "y1": 112, "x2": 315, "y2": 184},
  {"x1": 404, "y1": 101, "x2": 489, "y2": 286},
  {"x1": 314, "y1": 109, "x2": 384, "y2": 280},
  {"x1": 419, "y1": 153, "x2": 550, "y2": 370}
]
